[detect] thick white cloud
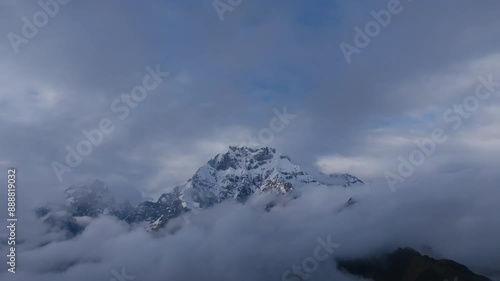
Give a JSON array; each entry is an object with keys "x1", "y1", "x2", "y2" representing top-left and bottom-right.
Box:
[
  {"x1": 0, "y1": 0, "x2": 499, "y2": 279},
  {"x1": 2, "y1": 173, "x2": 500, "y2": 280}
]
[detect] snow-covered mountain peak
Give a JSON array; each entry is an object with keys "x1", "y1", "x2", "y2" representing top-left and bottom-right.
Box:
[
  {"x1": 208, "y1": 146, "x2": 294, "y2": 172},
  {"x1": 177, "y1": 146, "x2": 317, "y2": 207},
  {"x1": 63, "y1": 180, "x2": 118, "y2": 217},
  {"x1": 39, "y1": 147, "x2": 367, "y2": 233}
]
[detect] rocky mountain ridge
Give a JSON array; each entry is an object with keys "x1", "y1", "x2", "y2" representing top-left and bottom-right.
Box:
[
  {"x1": 36, "y1": 146, "x2": 365, "y2": 233},
  {"x1": 337, "y1": 248, "x2": 492, "y2": 281}
]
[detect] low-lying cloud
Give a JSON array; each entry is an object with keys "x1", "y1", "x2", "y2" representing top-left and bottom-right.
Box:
[{"x1": 2, "y1": 170, "x2": 499, "y2": 281}]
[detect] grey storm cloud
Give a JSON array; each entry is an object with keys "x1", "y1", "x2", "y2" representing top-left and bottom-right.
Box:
[
  {"x1": 0, "y1": 0, "x2": 499, "y2": 279},
  {"x1": 2, "y1": 174, "x2": 500, "y2": 280},
  {"x1": 1, "y1": 0, "x2": 500, "y2": 199}
]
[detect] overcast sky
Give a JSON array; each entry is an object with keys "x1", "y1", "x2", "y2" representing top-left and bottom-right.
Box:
[
  {"x1": 1, "y1": 0, "x2": 500, "y2": 204},
  {"x1": 1, "y1": 1, "x2": 500, "y2": 281}
]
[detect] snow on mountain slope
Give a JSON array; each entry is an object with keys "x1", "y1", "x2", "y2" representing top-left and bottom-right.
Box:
[
  {"x1": 38, "y1": 146, "x2": 366, "y2": 232},
  {"x1": 64, "y1": 180, "x2": 119, "y2": 217},
  {"x1": 174, "y1": 146, "x2": 318, "y2": 208}
]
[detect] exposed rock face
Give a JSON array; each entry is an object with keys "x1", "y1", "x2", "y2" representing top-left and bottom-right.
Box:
[
  {"x1": 337, "y1": 248, "x2": 492, "y2": 281},
  {"x1": 126, "y1": 192, "x2": 187, "y2": 230},
  {"x1": 175, "y1": 146, "x2": 318, "y2": 208},
  {"x1": 336, "y1": 197, "x2": 357, "y2": 214},
  {"x1": 64, "y1": 180, "x2": 118, "y2": 217},
  {"x1": 33, "y1": 148, "x2": 492, "y2": 280},
  {"x1": 36, "y1": 147, "x2": 365, "y2": 232},
  {"x1": 35, "y1": 204, "x2": 86, "y2": 238},
  {"x1": 316, "y1": 172, "x2": 365, "y2": 187}
]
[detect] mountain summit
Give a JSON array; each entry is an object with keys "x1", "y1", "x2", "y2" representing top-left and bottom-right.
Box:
[
  {"x1": 174, "y1": 146, "x2": 318, "y2": 208},
  {"x1": 37, "y1": 146, "x2": 365, "y2": 232}
]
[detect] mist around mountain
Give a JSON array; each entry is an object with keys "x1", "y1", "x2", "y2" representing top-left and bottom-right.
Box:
[
  {"x1": 9, "y1": 146, "x2": 498, "y2": 281},
  {"x1": 337, "y1": 248, "x2": 492, "y2": 281},
  {"x1": 36, "y1": 146, "x2": 366, "y2": 233}
]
